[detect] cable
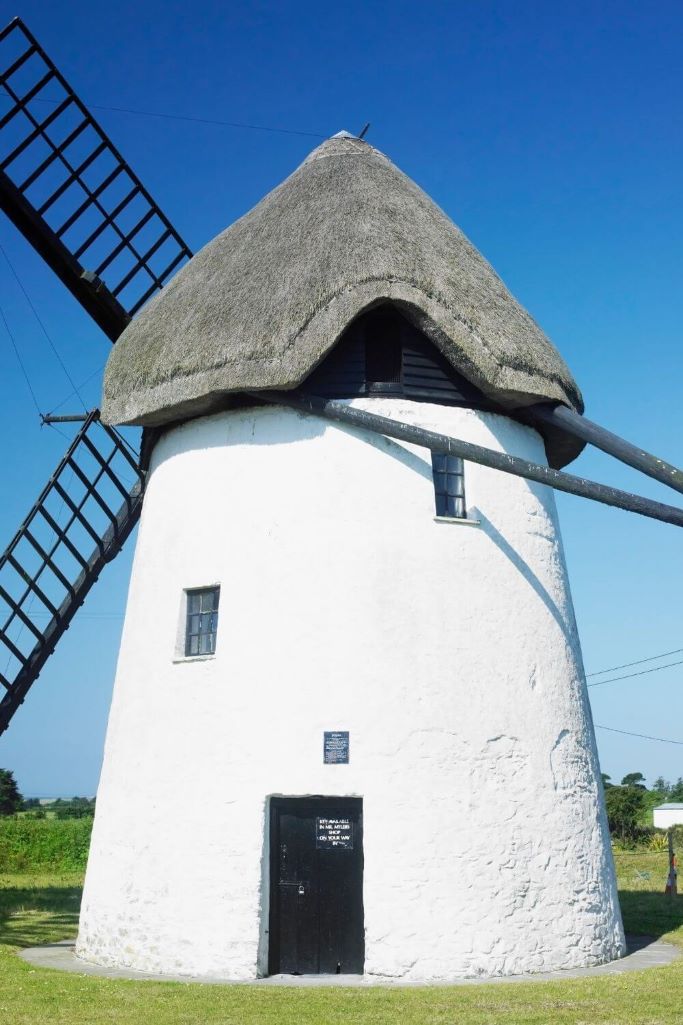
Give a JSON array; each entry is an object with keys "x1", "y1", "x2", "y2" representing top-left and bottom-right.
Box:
[
  {"x1": 109, "y1": 424, "x2": 140, "y2": 462},
  {"x1": 45, "y1": 422, "x2": 70, "y2": 442},
  {"x1": 587, "y1": 658, "x2": 683, "y2": 689},
  {"x1": 595, "y1": 725, "x2": 683, "y2": 746},
  {"x1": 588, "y1": 647, "x2": 683, "y2": 677},
  {"x1": 0, "y1": 242, "x2": 87, "y2": 412},
  {"x1": 47, "y1": 363, "x2": 107, "y2": 416},
  {"x1": 88, "y1": 103, "x2": 326, "y2": 139},
  {"x1": 0, "y1": 93, "x2": 325, "y2": 139},
  {"x1": 0, "y1": 300, "x2": 42, "y2": 416}
]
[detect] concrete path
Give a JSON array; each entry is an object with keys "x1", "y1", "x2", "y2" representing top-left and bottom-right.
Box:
[{"x1": 19, "y1": 934, "x2": 680, "y2": 986}]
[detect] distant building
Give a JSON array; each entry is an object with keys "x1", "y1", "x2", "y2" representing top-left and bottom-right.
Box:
[{"x1": 654, "y1": 804, "x2": 683, "y2": 829}]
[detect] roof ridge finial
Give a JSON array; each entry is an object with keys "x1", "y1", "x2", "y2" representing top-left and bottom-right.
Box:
[{"x1": 330, "y1": 125, "x2": 370, "y2": 141}]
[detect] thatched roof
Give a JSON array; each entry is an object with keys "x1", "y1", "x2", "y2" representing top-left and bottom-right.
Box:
[{"x1": 102, "y1": 133, "x2": 583, "y2": 457}]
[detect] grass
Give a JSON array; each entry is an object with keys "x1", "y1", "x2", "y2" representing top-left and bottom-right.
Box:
[{"x1": 0, "y1": 855, "x2": 681, "y2": 1024}]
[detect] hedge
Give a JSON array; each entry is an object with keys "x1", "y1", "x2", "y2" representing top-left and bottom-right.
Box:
[{"x1": 0, "y1": 817, "x2": 92, "y2": 871}]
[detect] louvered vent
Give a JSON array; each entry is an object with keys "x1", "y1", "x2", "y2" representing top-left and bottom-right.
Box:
[{"x1": 304, "y1": 305, "x2": 491, "y2": 407}]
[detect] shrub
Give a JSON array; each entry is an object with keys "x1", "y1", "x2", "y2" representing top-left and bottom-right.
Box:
[{"x1": 647, "y1": 830, "x2": 669, "y2": 852}]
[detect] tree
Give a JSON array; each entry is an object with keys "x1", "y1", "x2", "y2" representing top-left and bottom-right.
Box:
[
  {"x1": 621, "y1": 772, "x2": 646, "y2": 790},
  {"x1": 652, "y1": 776, "x2": 670, "y2": 796},
  {"x1": 670, "y1": 777, "x2": 683, "y2": 802},
  {"x1": 604, "y1": 784, "x2": 646, "y2": 841},
  {"x1": 54, "y1": 796, "x2": 95, "y2": 820},
  {"x1": 601, "y1": 773, "x2": 613, "y2": 789},
  {"x1": 0, "y1": 769, "x2": 23, "y2": 816}
]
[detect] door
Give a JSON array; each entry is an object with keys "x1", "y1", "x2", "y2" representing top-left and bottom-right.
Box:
[{"x1": 269, "y1": 797, "x2": 364, "y2": 975}]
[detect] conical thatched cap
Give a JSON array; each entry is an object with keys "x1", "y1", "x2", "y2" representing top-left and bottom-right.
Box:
[{"x1": 102, "y1": 133, "x2": 583, "y2": 445}]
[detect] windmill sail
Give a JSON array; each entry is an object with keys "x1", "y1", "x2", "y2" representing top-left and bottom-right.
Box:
[
  {"x1": 0, "y1": 17, "x2": 192, "y2": 340},
  {"x1": 0, "y1": 17, "x2": 197, "y2": 730},
  {"x1": 0, "y1": 413, "x2": 144, "y2": 735}
]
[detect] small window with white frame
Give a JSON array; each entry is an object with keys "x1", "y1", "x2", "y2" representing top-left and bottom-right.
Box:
[
  {"x1": 185, "y1": 586, "x2": 220, "y2": 657},
  {"x1": 431, "y1": 453, "x2": 466, "y2": 519}
]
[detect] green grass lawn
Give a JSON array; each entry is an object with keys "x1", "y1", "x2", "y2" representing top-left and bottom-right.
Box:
[{"x1": 0, "y1": 855, "x2": 681, "y2": 1025}]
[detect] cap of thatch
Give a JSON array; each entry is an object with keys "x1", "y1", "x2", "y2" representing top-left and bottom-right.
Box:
[{"x1": 102, "y1": 133, "x2": 583, "y2": 461}]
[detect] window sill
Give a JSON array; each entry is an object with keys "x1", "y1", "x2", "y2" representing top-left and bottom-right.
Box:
[
  {"x1": 433, "y1": 516, "x2": 481, "y2": 527},
  {"x1": 172, "y1": 653, "x2": 217, "y2": 664}
]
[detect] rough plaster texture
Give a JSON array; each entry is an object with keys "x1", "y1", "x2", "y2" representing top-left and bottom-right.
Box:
[{"x1": 77, "y1": 400, "x2": 625, "y2": 981}]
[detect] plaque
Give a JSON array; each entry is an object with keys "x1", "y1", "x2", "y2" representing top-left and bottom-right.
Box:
[
  {"x1": 324, "y1": 730, "x2": 349, "y2": 764},
  {"x1": 316, "y1": 816, "x2": 353, "y2": 849}
]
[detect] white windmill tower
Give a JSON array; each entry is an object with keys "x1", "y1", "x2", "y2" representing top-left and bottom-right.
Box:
[{"x1": 73, "y1": 132, "x2": 628, "y2": 981}]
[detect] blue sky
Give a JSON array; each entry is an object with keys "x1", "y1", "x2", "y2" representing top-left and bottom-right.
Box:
[{"x1": 0, "y1": 0, "x2": 681, "y2": 795}]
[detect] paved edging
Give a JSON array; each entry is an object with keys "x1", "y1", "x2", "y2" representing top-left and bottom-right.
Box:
[{"x1": 18, "y1": 935, "x2": 680, "y2": 986}]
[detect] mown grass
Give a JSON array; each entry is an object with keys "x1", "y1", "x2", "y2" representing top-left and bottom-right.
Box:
[{"x1": 0, "y1": 855, "x2": 681, "y2": 1025}]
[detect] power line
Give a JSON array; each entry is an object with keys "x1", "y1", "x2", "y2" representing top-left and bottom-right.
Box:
[
  {"x1": 0, "y1": 93, "x2": 325, "y2": 139},
  {"x1": 587, "y1": 658, "x2": 683, "y2": 689},
  {"x1": 587, "y1": 647, "x2": 683, "y2": 677},
  {"x1": 0, "y1": 300, "x2": 42, "y2": 416},
  {"x1": 595, "y1": 724, "x2": 683, "y2": 746},
  {"x1": 0, "y1": 241, "x2": 87, "y2": 412}
]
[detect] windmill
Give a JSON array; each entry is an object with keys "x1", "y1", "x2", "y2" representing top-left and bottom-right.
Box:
[{"x1": 1, "y1": 16, "x2": 682, "y2": 982}]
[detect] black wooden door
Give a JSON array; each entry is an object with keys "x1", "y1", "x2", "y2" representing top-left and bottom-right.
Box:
[{"x1": 269, "y1": 797, "x2": 364, "y2": 975}]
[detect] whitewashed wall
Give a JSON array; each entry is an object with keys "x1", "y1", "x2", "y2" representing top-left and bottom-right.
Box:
[{"x1": 76, "y1": 400, "x2": 625, "y2": 981}]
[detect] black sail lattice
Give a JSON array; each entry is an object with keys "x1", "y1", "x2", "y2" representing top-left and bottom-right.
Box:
[
  {"x1": 0, "y1": 17, "x2": 192, "y2": 340},
  {"x1": 0, "y1": 413, "x2": 144, "y2": 734}
]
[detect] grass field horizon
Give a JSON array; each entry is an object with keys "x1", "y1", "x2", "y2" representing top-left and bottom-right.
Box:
[{"x1": 0, "y1": 852, "x2": 681, "y2": 1024}]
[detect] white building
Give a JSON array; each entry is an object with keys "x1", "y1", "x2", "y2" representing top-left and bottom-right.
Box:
[
  {"x1": 76, "y1": 133, "x2": 625, "y2": 981},
  {"x1": 654, "y1": 804, "x2": 683, "y2": 829}
]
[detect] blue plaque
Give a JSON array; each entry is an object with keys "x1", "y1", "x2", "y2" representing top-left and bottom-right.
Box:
[{"x1": 324, "y1": 730, "x2": 349, "y2": 764}]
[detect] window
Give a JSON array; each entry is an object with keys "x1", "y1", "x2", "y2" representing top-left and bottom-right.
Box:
[
  {"x1": 185, "y1": 586, "x2": 220, "y2": 656},
  {"x1": 431, "y1": 453, "x2": 466, "y2": 519}
]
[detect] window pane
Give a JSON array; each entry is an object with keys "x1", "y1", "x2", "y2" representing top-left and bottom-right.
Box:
[
  {"x1": 445, "y1": 474, "x2": 464, "y2": 498},
  {"x1": 199, "y1": 632, "x2": 215, "y2": 655},
  {"x1": 188, "y1": 634, "x2": 199, "y2": 656},
  {"x1": 188, "y1": 593, "x2": 201, "y2": 614}
]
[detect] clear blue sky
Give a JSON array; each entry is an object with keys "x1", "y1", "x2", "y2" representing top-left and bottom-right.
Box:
[{"x1": 0, "y1": 0, "x2": 681, "y2": 795}]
